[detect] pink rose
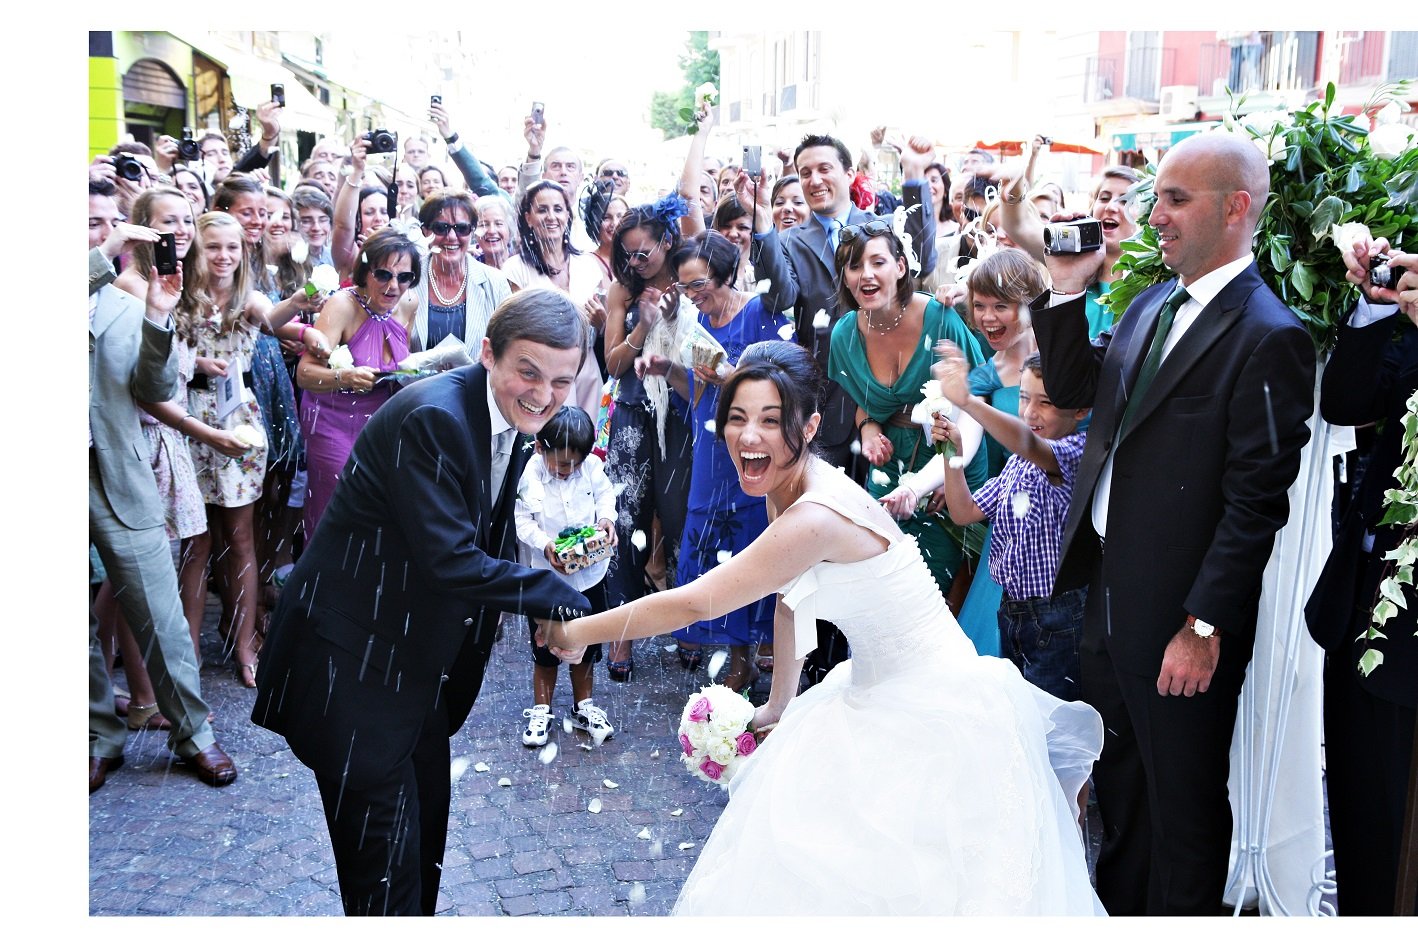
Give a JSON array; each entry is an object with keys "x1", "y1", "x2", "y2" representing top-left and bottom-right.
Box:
[
  {"x1": 687, "y1": 696, "x2": 712, "y2": 723},
  {"x1": 679, "y1": 733, "x2": 694, "y2": 756},
  {"x1": 699, "y1": 757, "x2": 724, "y2": 780},
  {"x1": 735, "y1": 731, "x2": 757, "y2": 757}
]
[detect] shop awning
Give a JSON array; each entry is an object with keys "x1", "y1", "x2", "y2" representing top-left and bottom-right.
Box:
[
  {"x1": 1110, "y1": 121, "x2": 1218, "y2": 153},
  {"x1": 975, "y1": 138, "x2": 1103, "y2": 156}
]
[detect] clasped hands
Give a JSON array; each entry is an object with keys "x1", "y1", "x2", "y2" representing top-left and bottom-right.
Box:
[{"x1": 533, "y1": 620, "x2": 587, "y2": 665}]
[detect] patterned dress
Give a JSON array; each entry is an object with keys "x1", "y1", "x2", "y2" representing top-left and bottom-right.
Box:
[
  {"x1": 185, "y1": 310, "x2": 268, "y2": 507},
  {"x1": 141, "y1": 341, "x2": 207, "y2": 540}
]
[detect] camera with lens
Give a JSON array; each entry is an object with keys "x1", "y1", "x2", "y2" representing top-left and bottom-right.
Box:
[
  {"x1": 114, "y1": 154, "x2": 145, "y2": 182},
  {"x1": 178, "y1": 128, "x2": 201, "y2": 162},
  {"x1": 1369, "y1": 253, "x2": 1408, "y2": 291},
  {"x1": 365, "y1": 129, "x2": 398, "y2": 155},
  {"x1": 1042, "y1": 217, "x2": 1104, "y2": 255}
]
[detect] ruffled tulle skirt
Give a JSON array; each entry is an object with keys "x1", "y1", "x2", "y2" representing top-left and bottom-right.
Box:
[{"x1": 672, "y1": 653, "x2": 1105, "y2": 915}]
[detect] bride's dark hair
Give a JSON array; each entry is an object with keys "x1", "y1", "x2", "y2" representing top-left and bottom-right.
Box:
[{"x1": 715, "y1": 340, "x2": 823, "y2": 466}]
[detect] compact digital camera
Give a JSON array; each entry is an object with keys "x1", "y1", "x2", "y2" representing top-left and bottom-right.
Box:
[
  {"x1": 1369, "y1": 253, "x2": 1408, "y2": 291},
  {"x1": 366, "y1": 129, "x2": 398, "y2": 154},
  {"x1": 1042, "y1": 218, "x2": 1104, "y2": 255}
]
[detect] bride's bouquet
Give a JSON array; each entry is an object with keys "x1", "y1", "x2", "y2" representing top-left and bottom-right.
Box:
[{"x1": 677, "y1": 684, "x2": 759, "y2": 789}]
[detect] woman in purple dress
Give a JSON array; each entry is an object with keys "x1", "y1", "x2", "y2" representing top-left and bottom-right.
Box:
[{"x1": 296, "y1": 229, "x2": 420, "y2": 539}]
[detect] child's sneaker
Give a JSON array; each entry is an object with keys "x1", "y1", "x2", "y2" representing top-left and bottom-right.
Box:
[
  {"x1": 571, "y1": 698, "x2": 614, "y2": 746},
  {"x1": 522, "y1": 704, "x2": 552, "y2": 747}
]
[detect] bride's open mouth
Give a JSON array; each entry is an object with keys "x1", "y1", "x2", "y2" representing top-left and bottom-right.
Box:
[{"x1": 739, "y1": 451, "x2": 771, "y2": 482}]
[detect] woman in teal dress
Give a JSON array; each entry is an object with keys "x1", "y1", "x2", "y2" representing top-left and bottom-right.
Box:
[
  {"x1": 828, "y1": 222, "x2": 987, "y2": 598},
  {"x1": 952, "y1": 249, "x2": 1050, "y2": 655}
]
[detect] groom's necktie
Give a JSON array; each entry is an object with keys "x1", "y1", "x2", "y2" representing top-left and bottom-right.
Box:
[
  {"x1": 1118, "y1": 284, "x2": 1190, "y2": 439},
  {"x1": 490, "y1": 428, "x2": 515, "y2": 501}
]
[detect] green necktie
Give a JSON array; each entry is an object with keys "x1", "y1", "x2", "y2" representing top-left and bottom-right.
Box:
[{"x1": 1118, "y1": 284, "x2": 1190, "y2": 438}]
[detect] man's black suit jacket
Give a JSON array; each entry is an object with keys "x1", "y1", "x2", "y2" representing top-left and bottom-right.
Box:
[
  {"x1": 1306, "y1": 313, "x2": 1418, "y2": 709},
  {"x1": 1032, "y1": 264, "x2": 1316, "y2": 675},
  {"x1": 252, "y1": 365, "x2": 589, "y2": 785}
]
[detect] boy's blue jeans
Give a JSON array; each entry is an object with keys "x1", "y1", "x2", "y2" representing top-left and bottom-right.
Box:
[{"x1": 997, "y1": 586, "x2": 1088, "y2": 703}]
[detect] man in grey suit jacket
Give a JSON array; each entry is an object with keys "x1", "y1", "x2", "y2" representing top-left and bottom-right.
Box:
[{"x1": 88, "y1": 179, "x2": 237, "y2": 793}]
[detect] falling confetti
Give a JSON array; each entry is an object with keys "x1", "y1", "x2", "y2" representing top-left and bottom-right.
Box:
[
  {"x1": 671, "y1": 808, "x2": 683, "y2": 817},
  {"x1": 704, "y1": 419, "x2": 716, "y2": 434},
  {"x1": 707, "y1": 649, "x2": 727, "y2": 679},
  {"x1": 650, "y1": 749, "x2": 661, "y2": 759},
  {"x1": 539, "y1": 743, "x2": 559, "y2": 764},
  {"x1": 587, "y1": 798, "x2": 603, "y2": 814},
  {"x1": 603, "y1": 779, "x2": 619, "y2": 789},
  {"x1": 628, "y1": 882, "x2": 647, "y2": 904},
  {"x1": 630, "y1": 530, "x2": 648, "y2": 551},
  {"x1": 1011, "y1": 493, "x2": 1031, "y2": 518},
  {"x1": 849, "y1": 439, "x2": 862, "y2": 455},
  {"x1": 636, "y1": 827, "x2": 652, "y2": 840},
  {"x1": 497, "y1": 777, "x2": 512, "y2": 787},
  {"x1": 473, "y1": 762, "x2": 490, "y2": 773},
  {"x1": 678, "y1": 842, "x2": 696, "y2": 850}
]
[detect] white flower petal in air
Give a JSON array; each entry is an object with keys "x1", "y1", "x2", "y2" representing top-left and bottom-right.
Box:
[
  {"x1": 754, "y1": 278, "x2": 772, "y2": 294},
  {"x1": 630, "y1": 530, "x2": 648, "y2": 551},
  {"x1": 948, "y1": 455, "x2": 968, "y2": 469},
  {"x1": 539, "y1": 743, "x2": 558, "y2": 764},
  {"x1": 777, "y1": 323, "x2": 794, "y2": 341},
  {"x1": 704, "y1": 419, "x2": 716, "y2": 434},
  {"x1": 602, "y1": 779, "x2": 619, "y2": 789},
  {"x1": 449, "y1": 757, "x2": 471, "y2": 781},
  {"x1": 628, "y1": 882, "x2": 648, "y2": 904},
  {"x1": 288, "y1": 237, "x2": 308, "y2": 265},
  {"x1": 497, "y1": 777, "x2": 512, "y2": 787},
  {"x1": 473, "y1": 761, "x2": 490, "y2": 773},
  {"x1": 636, "y1": 827, "x2": 652, "y2": 840},
  {"x1": 707, "y1": 649, "x2": 728, "y2": 679},
  {"x1": 678, "y1": 842, "x2": 696, "y2": 850},
  {"x1": 671, "y1": 808, "x2": 683, "y2": 816},
  {"x1": 716, "y1": 549, "x2": 732, "y2": 564},
  {"x1": 587, "y1": 798, "x2": 603, "y2": 814},
  {"x1": 1011, "y1": 492, "x2": 1031, "y2": 518},
  {"x1": 812, "y1": 309, "x2": 830, "y2": 329},
  {"x1": 650, "y1": 749, "x2": 661, "y2": 759},
  {"x1": 849, "y1": 438, "x2": 862, "y2": 455},
  {"x1": 562, "y1": 716, "x2": 574, "y2": 734},
  {"x1": 870, "y1": 469, "x2": 891, "y2": 487},
  {"x1": 232, "y1": 423, "x2": 266, "y2": 449}
]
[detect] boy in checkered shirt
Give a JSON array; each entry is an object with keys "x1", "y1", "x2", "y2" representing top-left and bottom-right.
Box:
[{"x1": 886, "y1": 344, "x2": 1090, "y2": 702}]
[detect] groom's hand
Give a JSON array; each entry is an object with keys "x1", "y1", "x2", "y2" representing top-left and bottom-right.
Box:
[{"x1": 534, "y1": 620, "x2": 588, "y2": 664}]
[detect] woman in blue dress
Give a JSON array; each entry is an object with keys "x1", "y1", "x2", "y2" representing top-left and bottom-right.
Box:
[{"x1": 639, "y1": 232, "x2": 789, "y2": 691}]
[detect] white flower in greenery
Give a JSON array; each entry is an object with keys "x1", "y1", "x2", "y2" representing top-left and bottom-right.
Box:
[
  {"x1": 327, "y1": 344, "x2": 355, "y2": 371},
  {"x1": 306, "y1": 264, "x2": 341, "y2": 297},
  {"x1": 232, "y1": 423, "x2": 266, "y2": 449},
  {"x1": 1369, "y1": 122, "x2": 1416, "y2": 159},
  {"x1": 695, "y1": 83, "x2": 718, "y2": 106},
  {"x1": 1329, "y1": 221, "x2": 1374, "y2": 253},
  {"x1": 910, "y1": 379, "x2": 953, "y2": 437},
  {"x1": 1255, "y1": 128, "x2": 1290, "y2": 164},
  {"x1": 288, "y1": 236, "x2": 309, "y2": 265}
]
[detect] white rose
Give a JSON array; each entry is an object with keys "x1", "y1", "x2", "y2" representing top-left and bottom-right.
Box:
[
  {"x1": 1329, "y1": 221, "x2": 1374, "y2": 254},
  {"x1": 1369, "y1": 123, "x2": 1416, "y2": 159},
  {"x1": 327, "y1": 344, "x2": 355, "y2": 371},
  {"x1": 695, "y1": 83, "x2": 718, "y2": 106},
  {"x1": 306, "y1": 263, "x2": 341, "y2": 296},
  {"x1": 708, "y1": 738, "x2": 736, "y2": 765}
]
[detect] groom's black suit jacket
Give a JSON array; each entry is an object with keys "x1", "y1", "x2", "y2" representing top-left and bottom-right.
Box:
[{"x1": 253, "y1": 364, "x2": 589, "y2": 786}]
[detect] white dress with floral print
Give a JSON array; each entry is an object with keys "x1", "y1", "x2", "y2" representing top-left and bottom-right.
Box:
[{"x1": 184, "y1": 311, "x2": 267, "y2": 507}]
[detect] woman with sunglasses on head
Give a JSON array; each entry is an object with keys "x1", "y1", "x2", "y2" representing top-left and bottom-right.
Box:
[
  {"x1": 598, "y1": 196, "x2": 701, "y2": 680},
  {"x1": 295, "y1": 229, "x2": 421, "y2": 537},
  {"x1": 408, "y1": 189, "x2": 513, "y2": 358},
  {"x1": 828, "y1": 220, "x2": 989, "y2": 601},
  {"x1": 649, "y1": 231, "x2": 789, "y2": 691},
  {"x1": 178, "y1": 210, "x2": 327, "y2": 688}
]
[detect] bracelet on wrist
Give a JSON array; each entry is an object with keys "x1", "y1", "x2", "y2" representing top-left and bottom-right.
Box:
[
  {"x1": 624, "y1": 337, "x2": 643, "y2": 351},
  {"x1": 526, "y1": 152, "x2": 541, "y2": 161},
  {"x1": 858, "y1": 416, "x2": 877, "y2": 434},
  {"x1": 444, "y1": 132, "x2": 460, "y2": 145},
  {"x1": 295, "y1": 322, "x2": 308, "y2": 340}
]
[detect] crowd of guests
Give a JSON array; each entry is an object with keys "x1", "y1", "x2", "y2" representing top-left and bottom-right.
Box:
[{"x1": 88, "y1": 89, "x2": 1418, "y2": 917}]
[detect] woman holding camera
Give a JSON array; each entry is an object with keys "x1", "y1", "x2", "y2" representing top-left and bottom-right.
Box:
[{"x1": 331, "y1": 133, "x2": 396, "y2": 277}]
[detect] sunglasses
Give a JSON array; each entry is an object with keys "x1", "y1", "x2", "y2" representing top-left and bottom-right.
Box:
[
  {"x1": 838, "y1": 220, "x2": 891, "y2": 245},
  {"x1": 625, "y1": 241, "x2": 663, "y2": 263},
  {"x1": 370, "y1": 268, "x2": 416, "y2": 286},
  {"x1": 427, "y1": 221, "x2": 474, "y2": 236},
  {"x1": 673, "y1": 278, "x2": 712, "y2": 292}
]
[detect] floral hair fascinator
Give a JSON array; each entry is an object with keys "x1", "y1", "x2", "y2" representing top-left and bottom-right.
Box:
[{"x1": 650, "y1": 192, "x2": 690, "y2": 234}]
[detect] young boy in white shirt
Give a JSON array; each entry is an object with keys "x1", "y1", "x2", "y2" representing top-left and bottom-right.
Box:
[{"x1": 514, "y1": 406, "x2": 619, "y2": 747}]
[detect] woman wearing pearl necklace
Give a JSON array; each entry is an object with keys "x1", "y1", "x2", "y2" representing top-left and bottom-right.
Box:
[{"x1": 409, "y1": 190, "x2": 514, "y2": 358}]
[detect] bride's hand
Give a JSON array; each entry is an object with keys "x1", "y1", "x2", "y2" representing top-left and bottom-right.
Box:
[
  {"x1": 879, "y1": 485, "x2": 919, "y2": 519},
  {"x1": 751, "y1": 703, "x2": 782, "y2": 734}
]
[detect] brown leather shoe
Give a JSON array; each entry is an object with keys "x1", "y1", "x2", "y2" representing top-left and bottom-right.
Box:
[
  {"x1": 185, "y1": 744, "x2": 238, "y2": 787},
  {"x1": 90, "y1": 754, "x2": 124, "y2": 794}
]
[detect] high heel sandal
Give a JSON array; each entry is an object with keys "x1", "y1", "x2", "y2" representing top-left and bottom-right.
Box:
[
  {"x1": 677, "y1": 646, "x2": 702, "y2": 671},
  {"x1": 126, "y1": 702, "x2": 173, "y2": 731},
  {"x1": 607, "y1": 658, "x2": 633, "y2": 682},
  {"x1": 236, "y1": 660, "x2": 258, "y2": 689}
]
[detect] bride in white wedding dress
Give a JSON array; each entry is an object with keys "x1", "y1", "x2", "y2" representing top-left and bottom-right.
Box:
[{"x1": 546, "y1": 340, "x2": 1105, "y2": 915}]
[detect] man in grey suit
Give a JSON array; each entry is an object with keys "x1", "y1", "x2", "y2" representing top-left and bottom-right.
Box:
[{"x1": 88, "y1": 178, "x2": 237, "y2": 792}]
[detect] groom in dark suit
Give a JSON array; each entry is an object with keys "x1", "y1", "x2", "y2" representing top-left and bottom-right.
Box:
[
  {"x1": 1031, "y1": 132, "x2": 1316, "y2": 914},
  {"x1": 252, "y1": 288, "x2": 593, "y2": 915}
]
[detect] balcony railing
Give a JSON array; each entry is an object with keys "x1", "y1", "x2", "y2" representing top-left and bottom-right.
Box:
[
  {"x1": 1337, "y1": 31, "x2": 1385, "y2": 85},
  {"x1": 1198, "y1": 32, "x2": 1320, "y2": 98},
  {"x1": 1083, "y1": 56, "x2": 1117, "y2": 103},
  {"x1": 1386, "y1": 31, "x2": 1418, "y2": 81},
  {"x1": 1123, "y1": 45, "x2": 1179, "y2": 102}
]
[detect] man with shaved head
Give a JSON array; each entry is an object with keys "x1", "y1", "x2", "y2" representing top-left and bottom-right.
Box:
[{"x1": 1030, "y1": 132, "x2": 1316, "y2": 914}]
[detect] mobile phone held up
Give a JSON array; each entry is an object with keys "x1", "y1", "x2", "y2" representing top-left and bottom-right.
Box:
[
  {"x1": 155, "y1": 233, "x2": 179, "y2": 275},
  {"x1": 743, "y1": 145, "x2": 762, "y2": 177},
  {"x1": 531, "y1": 101, "x2": 545, "y2": 128},
  {"x1": 270, "y1": 83, "x2": 285, "y2": 108}
]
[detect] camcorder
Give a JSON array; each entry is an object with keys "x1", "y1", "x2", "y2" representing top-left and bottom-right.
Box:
[
  {"x1": 1369, "y1": 253, "x2": 1408, "y2": 291},
  {"x1": 366, "y1": 129, "x2": 399, "y2": 154},
  {"x1": 1042, "y1": 218, "x2": 1104, "y2": 255}
]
